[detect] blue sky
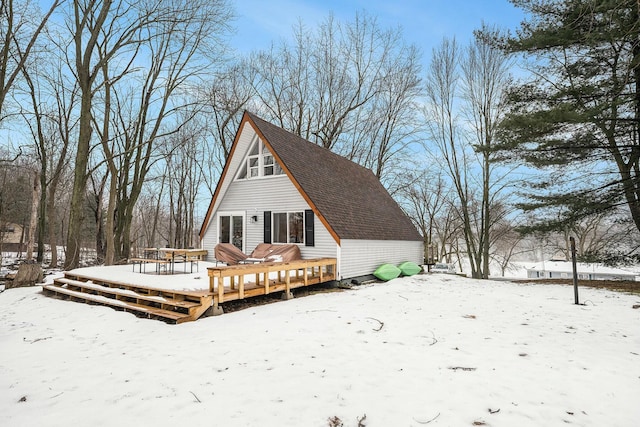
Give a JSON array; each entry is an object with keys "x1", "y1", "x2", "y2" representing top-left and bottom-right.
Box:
[{"x1": 231, "y1": 0, "x2": 525, "y2": 55}]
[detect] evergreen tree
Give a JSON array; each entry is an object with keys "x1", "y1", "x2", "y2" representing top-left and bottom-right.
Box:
[{"x1": 495, "y1": 0, "x2": 640, "y2": 235}]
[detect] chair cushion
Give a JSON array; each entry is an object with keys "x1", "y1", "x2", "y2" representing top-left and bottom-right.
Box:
[
  {"x1": 214, "y1": 243, "x2": 248, "y2": 265},
  {"x1": 250, "y1": 243, "x2": 274, "y2": 259}
]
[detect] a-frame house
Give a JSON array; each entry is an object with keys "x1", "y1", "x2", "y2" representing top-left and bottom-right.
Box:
[{"x1": 199, "y1": 111, "x2": 423, "y2": 280}]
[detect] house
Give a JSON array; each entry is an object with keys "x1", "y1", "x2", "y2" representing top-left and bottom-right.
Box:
[
  {"x1": 0, "y1": 222, "x2": 26, "y2": 252},
  {"x1": 199, "y1": 111, "x2": 423, "y2": 280},
  {"x1": 525, "y1": 260, "x2": 639, "y2": 281}
]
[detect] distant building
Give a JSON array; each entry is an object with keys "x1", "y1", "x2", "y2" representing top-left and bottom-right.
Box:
[
  {"x1": 0, "y1": 222, "x2": 27, "y2": 252},
  {"x1": 526, "y1": 260, "x2": 639, "y2": 281}
]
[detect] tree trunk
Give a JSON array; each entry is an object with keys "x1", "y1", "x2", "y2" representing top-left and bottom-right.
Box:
[
  {"x1": 626, "y1": 14, "x2": 640, "y2": 232},
  {"x1": 26, "y1": 171, "x2": 40, "y2": 261},
  {"x1": 481, "y1": 151, "x2": 491, "y2": 279},
  {"x1": 64, "y1": 0, "x2": 112, "y2": 270},
  {"x1": 36, "y1": 170, "x2": 47, "y2": 263},
  {"x1": 104, "y1": 173, "x2": 117, "y2": 265},
  {"x1": 64, "y1": 95, "x2": 91, "y2": 270},
  {"x1": 47, "y1": 179, "x2": 59, "y2": 268},
  {"x1": 94, "y1": 190, "x2": 105, "y2": 264},
  {"x1": 8, "y1": 262, "x2": 43, "y2": 288}
]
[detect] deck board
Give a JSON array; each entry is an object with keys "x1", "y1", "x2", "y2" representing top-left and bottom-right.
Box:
[
  {"x1": 42, "y1": 257, "x2": 337, "y2": 322},
  {"x1": 55, "y1": 277, "x2": 201, "y2": 309},
  {"x1": 42, "y1": 284, "x2": 188, "y2": 322}
]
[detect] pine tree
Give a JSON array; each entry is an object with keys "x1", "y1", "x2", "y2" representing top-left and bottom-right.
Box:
[{"x1": 496, "y1": 0, "x2": 640, "y2": 235}]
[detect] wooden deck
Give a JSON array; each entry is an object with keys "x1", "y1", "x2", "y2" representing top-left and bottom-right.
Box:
[
  {"x1": 41, "y1": 258, "x2": 337, "y2": 322},
  {"x1": 207, "y1": 258, "x2": 337, "y2": 314}
]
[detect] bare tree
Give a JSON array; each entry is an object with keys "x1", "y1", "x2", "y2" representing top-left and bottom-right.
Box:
[
  {"x1": 19, "y1": 64, "x2": 48, "y2": 262},
  {"x1": 108, "y1": 0, "x2": 232, "y2": 261},
  {"x1": 250, "y1": 19, "x2": 324, "y2": 142},
  {"x1": 202, "y1": 60, "x2": 257, "y2": 178},
  {"x1": 24, "y1": 169, "x2": 39, "y2": 260},
  {"x1": 491, "y1": 218, "x2": 526, "y2": 276},
  {"x1": 424, "y1": 38, "x2": 477, "y2": 273},
  {"x1": 87, "y1": 169, "x2": 108, "y2": 262},
  {"x1": 540, "y1": 210, "x2": 640, "y2": 262},
  {"x1": 400, "y1": 168, "x2": 451, "y2": 264},
  {"x1": 64, "y1": 0, "x2": 233, "y2": 268},
  {"x1": 134, "y1": 185, "x2": 169, "y2": 250},
  {"x1": 250, "y1": 12, "x2": 421, "y2": 186},
  {"x1": 461, "y1": 24, "x2": 513, "y2": 278},
  {"x1": 43, "y1": 56, "x2": 77, "y2": 268},
  {"x1": 13, "y1": 43, "x2": 75, "y2": 265},
  {"x1": 310, "y1": 13, "x2": 384, "y2": 150},
  {"x1": 341, "y1": 42, "x2": 422, "y2": 186},
  {"x1": 424, "y1": 33, "x2": 512, "y2": 279},
  {"x1": 163, "y1": 117, "x2": 205, "y2": 249},
  {"x1": 0, "y1": 0, "x2": 61, "y2": 120},
  {"x1": 64, "y1": 0, "x2": 146, "y2": 269},
  {"x1": 437, "y1": 202, "x2": 465, "y2": 265}
]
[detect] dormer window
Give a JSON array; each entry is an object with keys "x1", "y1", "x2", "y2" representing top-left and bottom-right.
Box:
[{"x1": 236, "y1": 136, "x2": 284, "y2": 180}]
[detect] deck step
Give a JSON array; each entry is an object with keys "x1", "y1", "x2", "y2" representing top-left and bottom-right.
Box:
[
  {"x1": 55, "y1": 277, "x2": 202, "y2": 310},
  {"x1": 42, "y1": 284, "x2": 189, "y2": 323},
  {"x1": 42, "y1": 273, "x2": 213, "y2": 324}
]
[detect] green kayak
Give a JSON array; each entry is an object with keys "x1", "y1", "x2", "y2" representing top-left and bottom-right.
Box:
[
  {"x1": 373, "y1": 263, "x2": 402, "y2": 281},
  {"x1": 398, "y1": 261, "x2": 422, "y2": 276}
]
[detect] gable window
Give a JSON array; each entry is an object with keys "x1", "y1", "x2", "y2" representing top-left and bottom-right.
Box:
[
  {"x1": 236, "y1": 137, "x2": 284, "y2": 180},
  {"x1": 272, "y1": 211, "x2": 304, "y2": 244},
  {"x1": 263, "y1": 154, "x2": 284, "y2": 176}
]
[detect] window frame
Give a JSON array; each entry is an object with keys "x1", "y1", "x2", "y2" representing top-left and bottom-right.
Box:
[
  {"x1": 272, "y1": 211, "x2": 305, "y2": 245},
  {"x1": 235, "y1": 137, "x2": 284, "y2": 180}
]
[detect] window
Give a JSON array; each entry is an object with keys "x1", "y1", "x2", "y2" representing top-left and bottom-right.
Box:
[
  {"x1": 249, "y1": 157, "x2": 259, "y2": 177},
  {"x1": 273, "y1": 213, "x2": 287, "y2": 243},
  {"x1": 236, "y1": 137, "x2": 284, "y2": 180},
  {"x1": 272, "y1": 212, "x2": 304, "y2": 244},
  {"x1": 264, "y1": 154, "x2": 274, "y2": 176},
  {"x1": 288, "y1": 212, "x2": 304, "y2": 243}
]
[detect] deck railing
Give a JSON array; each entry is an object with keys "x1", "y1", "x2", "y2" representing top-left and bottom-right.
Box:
[{"x1": 207, "y1": 258, "x2": 337, "y2": 304}]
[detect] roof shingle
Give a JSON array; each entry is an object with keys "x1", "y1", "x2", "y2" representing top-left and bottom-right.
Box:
[{"x1": 247, "y1": 112, "x2": 422, "y2": 242}]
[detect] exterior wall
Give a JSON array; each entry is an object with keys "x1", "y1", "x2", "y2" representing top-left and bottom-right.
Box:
[
  {"x1": 526, "y1": 269, "x2": 638, "y2": 281},
  {"x1": 1, "y1": 223, "x2": 24, "y2": 244},
  {"x1": 201, "y1": 174, "x2": 338, "y2": 262},
  {"x1": 339, "y1": 239, "x2": 423, "y2": 279},
  {"x1": 0, "y1": 223, "x2": 26, "y2": 252},
  {"x1": 201, "y1": 121, "x2": 256, "y2": 251},
  {"x1": 592, "y1": 273, "x2": 636, "y2": 281}
]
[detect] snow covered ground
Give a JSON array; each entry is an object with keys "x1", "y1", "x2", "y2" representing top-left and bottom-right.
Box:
[{"x1": 1, "y1": 271, "x2": 639, "y2": 426}]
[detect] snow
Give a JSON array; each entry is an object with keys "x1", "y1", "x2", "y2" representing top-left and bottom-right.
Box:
[
  {"x1": 2, "y1": 271, "x2": 639, "y2": 426},
  {"x1": 524, "y1": 261, "x2": 639, "y2": 280}
]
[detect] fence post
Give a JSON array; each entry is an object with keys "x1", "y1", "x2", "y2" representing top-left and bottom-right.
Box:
[{"x1": 570, "y1": 237, "x2": 579, "y2": 305}]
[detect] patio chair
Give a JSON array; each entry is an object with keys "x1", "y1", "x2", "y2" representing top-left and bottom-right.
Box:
[{"x1": 214, "y1": 243, "x2": 248, "y2": 265}]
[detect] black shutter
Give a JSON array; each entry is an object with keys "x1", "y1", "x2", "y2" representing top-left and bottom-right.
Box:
[
  {"x1": 305, "y1": 209, "x2": 314, "y2": 247},
  {"x1": 263, "y1": 211, "x2": 271, "y2": 243}
]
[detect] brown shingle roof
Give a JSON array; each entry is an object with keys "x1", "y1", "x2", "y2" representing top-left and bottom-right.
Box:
[{"x1": 247, "y1": 112, "x2": 422, "y2": 242}]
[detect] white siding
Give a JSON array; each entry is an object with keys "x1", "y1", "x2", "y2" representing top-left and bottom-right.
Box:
[
  {"x1": 339, "y1": 239, "x2": 423, "y2": 279},
  {"x1": 201, "y1": 122, "x2": 255, "y2": 247},
  {"x1": 201, "y1": 228, "x2": 218, "y2": 258},
  {"x1": 202, "y1": 174, "x2": 337, "y2": 262}
]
